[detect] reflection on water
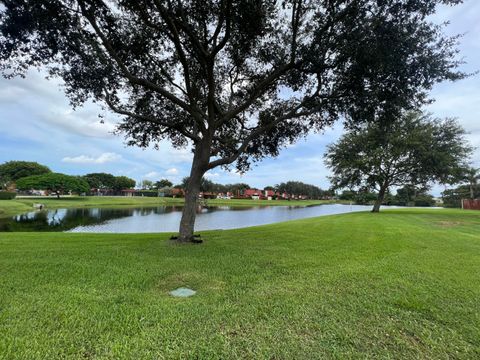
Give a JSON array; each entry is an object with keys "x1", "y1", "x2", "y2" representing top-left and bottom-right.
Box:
[{"x1": 0, "y1": 204, "x2": 377, "y2": 233}]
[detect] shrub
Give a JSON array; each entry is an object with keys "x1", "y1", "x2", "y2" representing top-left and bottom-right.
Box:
[
  {"x1": 135, "y1": 190, "x2": 158, "y2": 197},
  {"x1": 414, "y1": 195, "x2": 436, "y2": 207},
  {"x1": 0, "y1": 191, "x2": 16, "y2": 200}
]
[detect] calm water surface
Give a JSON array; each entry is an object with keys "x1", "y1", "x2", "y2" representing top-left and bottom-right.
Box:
[{"x1": 0, "y1": 204, "x2": 382, "y2": 233}]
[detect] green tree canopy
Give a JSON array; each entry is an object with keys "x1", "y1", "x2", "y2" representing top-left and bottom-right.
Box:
[
  {"x1": 461, "y1": 167, "x2": 480, "y2": 199},
  {"x1": 325, "y1": 112, "x2": 473, "y2": 212},
  {"x1": 338, "y1": 190, "x2": 357, "y2": 201},
  {"x1": 83, "y1": 172, "x2": 116, "y2": 189},
  {"x1": 0, "y1": 161, "x2": 51, "y2": 188},
  {"x1": 16, "y1": 173, "x2": 89, "y2": 198},
  {"x1": 224, "y1": 183, "x2": 250, "y2": 195},
  {"x1": 442, "y1": 185, "x2": 480, "y2": 208},
  {"x1": 140, "y1": 179, "x2": 154, "y2": 190},
  {"x1": 180, "y1": 177, "x2": 227, "y2": 193},
  {"x1": 338, "y1": 189, "x2": 378, "y2": 204},
  {"x1": 394, "y1": 185, "x2": 432, "y2": 206},
  {"x1": 154, "y1": 179, "x2": 173, "y2": 189},
  {"x1": 412, "y1": 194, "x2": 436, "y2": 207},
  {"x1": 276, "y1": 181, "x2": 327, "y2": 199},
  {"x1": 113, "y1": 176, "x2": 136, "y2": 191}
]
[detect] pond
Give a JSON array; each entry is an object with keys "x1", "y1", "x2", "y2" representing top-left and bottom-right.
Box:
[{"x1": 0, "y1": 204, "x2": 380, "y2": 233}]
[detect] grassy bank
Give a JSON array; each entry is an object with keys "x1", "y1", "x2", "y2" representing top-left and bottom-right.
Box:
[
  {"x1": 0, "y1": 196, "x2": 336, "y2": 219},
  {"x1": 0, "y1": 196, "x2": 184, "y2": 218},
  {"x1": 0, "y1": 208, "x2": 479, "y2": 358}
]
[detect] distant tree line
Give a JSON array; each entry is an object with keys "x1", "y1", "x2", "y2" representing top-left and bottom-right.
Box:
[
  {"x1": 338, "y1": 186, "x2": 436, "y2": 207},
  {"x1": 177, "y1": 177, "x2": 250, "y2": 195},
  {"x1": 137, "y1": 179, "x2": 177, "y2": 190},
  {"x1": 0, "y1": 161, "x2": 136, "y2": 197},
  {"x1": 174, "y1": 177, "x2": 331, "y2": 199},
  {"x1": 442, "y1": 167, "x2": 480, "y2": 208},
  {"x1": 275, "y1": 181, "x2": 333, "y2": 199},
  {"x1": 3, "y1": 158, "x2": 477, "y2": 205},
  {"x1": 83, "y1": 173, "x2": 135, "y2": 191}
]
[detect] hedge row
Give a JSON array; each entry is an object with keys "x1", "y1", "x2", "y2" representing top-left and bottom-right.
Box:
[
  {"x1": 0, "y1": 191, "x2": 16, "y2": 200},
  {"x1": 134, "y1": 190, "x2": 158, "y2": 197}
]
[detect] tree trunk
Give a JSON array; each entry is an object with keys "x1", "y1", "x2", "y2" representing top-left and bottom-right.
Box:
[
  {"x1": 371, "y1": 185, "x2": 387, "y2": 213},
  {"x1": 177, "y1": 142, "x2": 210, "y2": 243},
  {"x1": 470, "y1": 182, "x2": 474, "y2": 199}
]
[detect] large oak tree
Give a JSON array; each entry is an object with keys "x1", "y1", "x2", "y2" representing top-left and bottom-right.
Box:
[
  {"x1": 325, "y1": 112, "x2": 472, "y2": 212},
  {"x1": 0, "y1": 0, "x2": 465, "y2": 241}
]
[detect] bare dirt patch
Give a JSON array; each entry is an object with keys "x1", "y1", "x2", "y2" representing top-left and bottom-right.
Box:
[{"x1": 436, "y1": 221, "x2": 470, "y2": 228}]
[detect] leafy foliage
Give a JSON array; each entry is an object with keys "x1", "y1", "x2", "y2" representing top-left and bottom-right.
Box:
[
  {"x1": 140, "y1": 179, "x2": 154, "y2": 190},
  {"x1": 0, "y1": 191, "x2": 16, "y2": 200},
  {"x1": 16, "y1": 173, "x2": 90, "y2": 196},
  {"x1": 338, "y1": 190, "x2": 357, "y2": 201},
  {"x1": 224, "y1": 183, "x2": 250, "y2": 194},
  {"x1": 83, "y1": 172, "x2": 117, "y2": 189},
  {"x1": 325, "y1": 112, "x2": 472, "y2": 211},
  {"x1": 0, "y1": 161, "x2": 51, "y2": 188},
  {"x1": 275, "y1": 181, "x2": 331, "y2": 199},
  {"x1": 460, "y1": 167, "x2": 480, "y2": 199},
  {"x1": 412, "y1": 194, "x2": 436, "y2": 207},
  {"x1": 83, "y1": 173, "x2": 135, "y2": 190},
  {"x1": 154, "y1": 179, "x2": 173, "y2": 189},
  {"x1": 338, "y1": 190, "x2": 378, "y2": 205},
  {"x1": 113, "y1": 176, "x2": 136, "y2": 191},
  {"x1": 393, "y1": 185, "x2": 434, "y2": 206},
  {"x1": 442, "y1": 185, "x2": 480, "y2": 208},
  {"x1": 180, "y1": 177, "x2": 227, "y2": 193}
]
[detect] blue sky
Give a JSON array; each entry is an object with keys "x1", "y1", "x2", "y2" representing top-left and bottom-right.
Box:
[{"x1": 0, "y1": 1, "x2": 479, "y2": 194}]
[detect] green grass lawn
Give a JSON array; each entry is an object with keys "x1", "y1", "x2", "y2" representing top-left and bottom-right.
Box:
[
  {"x1": 0, "y1": 196, "x2": 336, "y2": 219},
  {"x1": 0, "y1": 208, "x2": 479, "y2": 358}
]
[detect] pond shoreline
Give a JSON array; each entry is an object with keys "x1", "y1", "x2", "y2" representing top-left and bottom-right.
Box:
[
  {"x1": 1, "y1": 203, "x2": 404, "y2": 233},
  {"x1": 0, "y1": 196, "x2": 343, "y2": 219}
]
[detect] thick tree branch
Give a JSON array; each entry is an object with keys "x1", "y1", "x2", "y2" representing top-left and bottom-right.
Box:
[
  {"x1": 103, "y1": 90, "x2": 200, "y2": 142},
  {"x1": 217, "y1": 62, "x2": 296, "y2": 127},
  {"x1": 290, "y1": 0, "x2": 303, "y2": 63},
  {"x1": 211, "y1": 0, "x2": 232, "y2": 56},
  {"x1": 153, "y1": 0, "x2": 209, "y2": 59},
  {"x1": 78, "y1": 1, "x2": 196, "y2": 118},
  {"x1": 208, "y1": 103, "x2": 323, "y2": 169}
]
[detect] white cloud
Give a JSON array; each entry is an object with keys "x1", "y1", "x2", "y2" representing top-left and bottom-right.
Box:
[
  {"x1": 166, "y1": 168, "x2": 179, "y2": 175},
  {"x1": 43, "y1": 106, "x2": 117, "y2": 139},
  {"x1": 144, "y1": 171, "x2": 161, "y2": 179},
  {"x1": 62, "y1": 152, "x2": 121, "y2": 164},
  {"x1": 204, "y1": 171, "x2": 220, "y2": 178},
  {"x1": 167, "y1": 147, "x2": 192, "y2": 163},
  {"x1": 227, "y1": 169, "x2": 244, "y2": 178}
]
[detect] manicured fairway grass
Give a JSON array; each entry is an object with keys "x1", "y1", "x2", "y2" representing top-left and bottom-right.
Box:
[
  {"x1": 1, "y1": 209, "x2": 479, "y2": 358},
  {"x1": 0, "y1": 196, "x2": 334, "y2": 219}
]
